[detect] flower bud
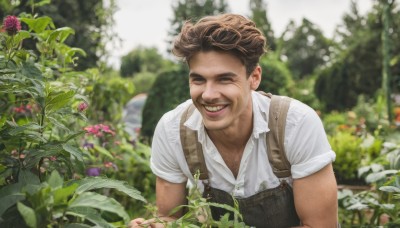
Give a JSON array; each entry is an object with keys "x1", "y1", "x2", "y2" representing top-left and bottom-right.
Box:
[{"x1": 3, "y1": 15, "x2": 21, "y2": 36}]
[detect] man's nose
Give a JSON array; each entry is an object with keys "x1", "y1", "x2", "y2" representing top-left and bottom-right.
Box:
[{"x1": 202, "y1": 83, "x2": 219, "y2": 102}]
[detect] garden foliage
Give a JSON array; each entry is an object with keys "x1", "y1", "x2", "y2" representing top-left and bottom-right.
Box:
[{"x1": 0, "y1": 14, "x2": 145, "y2": 227}]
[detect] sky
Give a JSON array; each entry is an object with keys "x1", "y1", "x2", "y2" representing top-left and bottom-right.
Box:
[{"x1": 107, "y1": 0, "x2": 374, "y2": 69}]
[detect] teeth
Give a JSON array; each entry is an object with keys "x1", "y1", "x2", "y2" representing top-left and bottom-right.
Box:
[{"x1": 204, "y1": 105, "x2": 224, "y2": 112}]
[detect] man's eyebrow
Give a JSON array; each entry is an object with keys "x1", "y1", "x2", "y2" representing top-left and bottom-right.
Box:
[
  {"x1": 189, "y1": 72, "x2": 203, "y2": 78},
  {"x1": 189, "y1": 72, "x2": 238, "y2": 78}
]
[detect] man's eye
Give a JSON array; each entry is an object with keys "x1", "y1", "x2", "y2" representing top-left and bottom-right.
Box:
[
  {"x1": 219, "y1": 77, "x2": 232, "y2": 82},
  {"x1": 191, "y1": 77, "x2": 204, "y2": 83}
]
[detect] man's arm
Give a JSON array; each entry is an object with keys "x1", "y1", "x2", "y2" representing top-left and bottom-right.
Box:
[
  {"x1": 156, "y1": 176, "x2": 187, "y2": 218},
  {"x1": 293, "y1": 163, "x2": 338, "y2": 227}
]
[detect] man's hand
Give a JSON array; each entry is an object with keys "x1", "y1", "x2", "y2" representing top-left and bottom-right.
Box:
[{"x1": 128, "y1": 218, "x2": 165, "y2": 228}]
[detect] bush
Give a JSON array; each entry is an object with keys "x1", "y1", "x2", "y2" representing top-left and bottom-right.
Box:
[{"x1": 141, "y1": 64, "x2": 190, "y2": 139}]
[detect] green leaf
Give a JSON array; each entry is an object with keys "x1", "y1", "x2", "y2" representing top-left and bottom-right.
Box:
[
  {"x1": 93, "y1": 145, "x2": 113, "y2": 159},
  {"x1": 46, "y1": 90, "x2": 75, "y2": 113},
  {"x1": 13, "y1": 30, "x2": 31, "y2": 44},
  {"x1": 53, "y1": 183, "x2": 78, "y2": 205},
  {"x1": 74, "y1": 177, "x2": 146, "y2": 203},
  {"x1": 34, "y1": 0, "x2": 51, "y2": 7},
  {"x1": 21, "y1": 16, "x2": 54, "y2": 33},
  {"x1": 0, "y1": 182, "x2": 25, "y2": 217},
  {"x1": 366, "y1": 170, "x2": 399, "y2": 183},
  {"x1": 17, "y1": 202, "x2": 37, "y2": 228},
  {"x1": 18, "y1": 170, "x2": 40, "y2": 186},
  {"x1": 62, "y1": 144, "x2": 84, "y2": 162},
  {"x1": 48, "y1": 27, "x2": 75, "y2": 44},
  {"x1": 68, "y1": 192, "x2": 130, "y2": 223},
  {"x1": 20, "y1": 60, "x2": 43, "y2": 80},
  {"x1": 66, "y1": 207, "x2": 114, "y2": 228},
  {"x1": 379, "y1": 186, "x2": 400, "y2": 193},
  {"x1": 64, "y1": 224, "x2": 92, "y2": 228},
  {"x1": 48, "y1": 170, "x2": 63, "y2": 189},
  {"x1": 47, "y1": 116, "x2": 70, "y2": 133},
  {"x1": 8, "y1": 123, "x2": 42, "y2": 136}
]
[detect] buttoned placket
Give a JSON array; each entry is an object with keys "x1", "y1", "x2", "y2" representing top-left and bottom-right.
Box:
[{"x1": 232, "y1": 136, "x2": 255, "y2": 197}]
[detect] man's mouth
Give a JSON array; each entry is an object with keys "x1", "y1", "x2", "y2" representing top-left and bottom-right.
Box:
[{"x1": 204, "y1": 105, "x2": 225, "y2": 112}]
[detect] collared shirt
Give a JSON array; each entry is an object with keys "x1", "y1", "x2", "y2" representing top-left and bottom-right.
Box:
[{"x1": 150, "y1": 91, "x2": 336, "y2": 198}]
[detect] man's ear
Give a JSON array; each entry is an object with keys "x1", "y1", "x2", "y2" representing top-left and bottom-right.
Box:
[{"x1": 249, "y1": 65, "x2": 262, "y2": 90}]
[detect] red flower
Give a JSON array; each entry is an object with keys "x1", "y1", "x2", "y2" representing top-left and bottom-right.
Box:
[{"x1": 3, "y1": 15, "x2": 21, "y2": 35}]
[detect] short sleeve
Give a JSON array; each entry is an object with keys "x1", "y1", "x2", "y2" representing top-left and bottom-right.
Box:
[
  {"x1": 150, "y1": 113, "x2": 188, "y2": 183},
  {"x1": 285, "y1": 102, "x2": 336, "y2": 179}
]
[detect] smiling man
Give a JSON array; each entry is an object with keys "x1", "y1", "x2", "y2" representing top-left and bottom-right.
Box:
[{"x1": 130, "y1": 13, "x2": 338, "y2": 228}]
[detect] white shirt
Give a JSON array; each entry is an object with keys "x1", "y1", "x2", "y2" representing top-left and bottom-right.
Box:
[{"x1": 150, "y1": 91, "x2": 336, "y2": 198}]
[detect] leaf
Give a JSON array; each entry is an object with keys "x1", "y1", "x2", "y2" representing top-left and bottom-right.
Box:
[
  {"x1": 62, "y1": 144, "x2": 84, "y2": 162},
  {"x1": 20, "y1": 61, "x2": 43, "y2": 80},
  {"x1": 17, "y1": 202, "x2": 37, "y2": 228},
  {"x1": 48, "y1": 27, "x2": 75, "y2": 44},
  {"x1": 0, "y1": 183, "x2": 25, "y2": 217},
  {"x1": 379, "y1": 186, "x2": 400, "y2": 193},
  {"x1": 48, "y1": 170, "x2": 63, "y2": 189},
  {"x1": 74, "y1": 177, "x2": 146, "y2": 203},
  {"x1": 18, "y1": 170, "x2": 40, "y2": 186},
  {"x1": 47, "y1": 116, "x2": 70, "y2": 133},
  {"x1": 21, "y1": 16, "x2": 54, "y2": 33},
  {"x1": 46, "y1": 90, "x2": 75, "y2": 113},
  {"x1": 68, "y1": 192, "x2": 130, "y2": 223},
  {"x1": 53, "y1": 183, "x2": 78, "y2": 205},
  {"x1": 13, "y1": 30, "x2": 31, "y2": 44},
  {"x1": 8, "y1": 123, "x2": 42, "y2": 136},
  {"x1": 64, "y1": 224, "x2": 92, "y2": 228},
  {"x1": 66, "y1": 207, "x2": 114, "y2": 228},
  {"x1": 93, "y1": 145, "x2": 114, "y2": 159},
  {"x1": 34, "y1": 0, "x2": 51, "y2": 7},
  {"x1": 365, "y1": 170, "x2": 398, "y2": 183},
  {"x1": 347, "y1": 202, "x2": 369, "y2": 210}
]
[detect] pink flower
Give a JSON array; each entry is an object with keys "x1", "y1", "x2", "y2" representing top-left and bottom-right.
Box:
[
  {"x1": 84, "y1": 124, "x2": 116, "y2": 137},
  {"x1": 3, "y1": 15, "x2": 21, "y2": 36},
  {"x1": 77, "y1": 102, "x2": 88, "y2": 112}
]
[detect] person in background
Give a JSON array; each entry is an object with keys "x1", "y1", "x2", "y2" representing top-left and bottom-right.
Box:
[{"x1": 130, "y1": 13, "x2": 338, "y2": 227}]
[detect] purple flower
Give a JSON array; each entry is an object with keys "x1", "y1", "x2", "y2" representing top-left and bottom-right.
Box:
[
  {"x1": 3, "y1": 16, "x2": 21, "y2": 36},
  {"x1": 86, "y1": 167, "x2": 101, "y2": 176},
  {"x1": 83, "y1": 141, "x2": 94, "y2": 149}
]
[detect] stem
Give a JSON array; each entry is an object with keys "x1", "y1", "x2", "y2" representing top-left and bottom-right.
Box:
[{"x1": 6, "y1": 36, "x2": 15, "y2": 65}]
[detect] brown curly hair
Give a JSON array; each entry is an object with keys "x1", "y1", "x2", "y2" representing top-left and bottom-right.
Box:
[{"x1": 172, "y1": 13, "x2": 267, "y2": 76}]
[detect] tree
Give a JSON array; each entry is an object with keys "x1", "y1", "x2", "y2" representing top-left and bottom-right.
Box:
[
  {"x1": 315, "y1": 1, "x2": 400, "y2": 112},
  {"x1": 167, "y1": 0, "x2": 228, "y2": 51},
  {"x1": 120, "y1": 46, "x2": 172, "y2": 77},
  {"x1": 280, "y1": 18, "x2": 332, "y2": 80},
  {"x1": 0, "y1": 0, "x2": 117, "y2": 70},
  {"x1": 249, "y1": 0, "x2": 276, "y2": 51}
]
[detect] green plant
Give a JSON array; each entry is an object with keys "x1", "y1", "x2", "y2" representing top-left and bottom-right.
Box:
[
  {"x1": 0, "y1": 14, "x2": 145, "y2": 227},
  {"x1": 0, "y1": 169, "x2": 145, "y2": 227},
  {"x1": 338, "y1": 137, "x2": 400, "y2": 226},
  {"x1": 142, "y1": 172, "x2": 248, "y2": 227}
]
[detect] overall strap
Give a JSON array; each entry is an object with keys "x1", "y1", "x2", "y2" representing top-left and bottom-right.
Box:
[
  {"x1": 179, "y1": 104, "x2": 209, "y2": 180},
  {"x1": 265, "y1": 93, "x2": 292, "y2": 178}
]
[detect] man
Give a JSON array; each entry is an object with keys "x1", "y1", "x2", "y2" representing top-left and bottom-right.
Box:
[{"x1": 130, "y1": 13, "x2": 338, "y2": 227}]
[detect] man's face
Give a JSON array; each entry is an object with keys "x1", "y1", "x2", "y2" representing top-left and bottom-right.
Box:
[{"x1": 188, "y1": 51, "x2": 261, "y2": 132}]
